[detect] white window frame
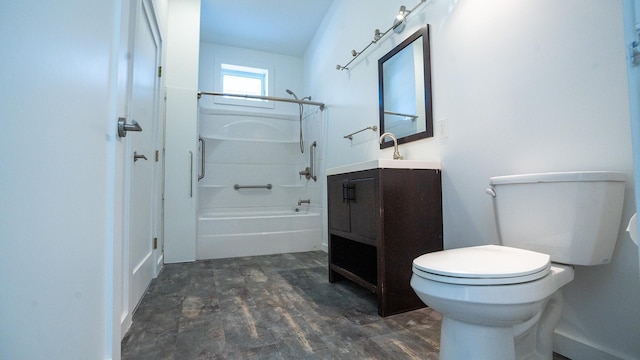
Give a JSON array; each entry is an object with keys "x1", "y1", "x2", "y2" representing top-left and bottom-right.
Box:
[{"x1": 214, "y1": 60, "x2": 275, "y2": 109}]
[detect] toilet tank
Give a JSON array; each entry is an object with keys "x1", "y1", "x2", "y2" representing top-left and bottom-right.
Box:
[{"x1": 489, "y1": 171, "x2": 626, "y2": 265}]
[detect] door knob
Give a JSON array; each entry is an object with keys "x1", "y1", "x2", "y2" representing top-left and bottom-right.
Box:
[
  {"x1": 117, "y1": 117, "x2": 143, "y2": 137},
  {"x1": 134, "y1": 151, "x2": 148, "y2": 162}
]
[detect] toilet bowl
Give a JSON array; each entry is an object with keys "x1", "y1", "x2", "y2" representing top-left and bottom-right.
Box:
[
  {"x1": 410, "y1": 171, "x2": 626, "y2": 360},
  {"x1": 412, "y1": 245, "x2": 574, "y2": 359}
]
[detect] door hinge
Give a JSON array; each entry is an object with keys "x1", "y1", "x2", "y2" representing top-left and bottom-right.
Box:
[
  {"x1": 153, "y1": 237, "x2": 158, "y2": 250},
  {"x1": 158, "y1": 66, "x2": 162, "y2": 77},
  {"x1": 631, "y1": 26, "x2": 640, "y2": 67},
  {"x1": 155, "y1": 150, "x2": 159, "y2": 162},
  {"x1": 631, "y1": 40, "x2": 640, "y2": 67}
]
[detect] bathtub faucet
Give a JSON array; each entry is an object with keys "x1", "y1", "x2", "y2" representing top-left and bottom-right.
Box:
[
  {"x1": 299, "y1": 167, "x2": 311, "y2": 179},
  {"x1": 298, "y1": 198, "x2": 311, "y2": 206}
]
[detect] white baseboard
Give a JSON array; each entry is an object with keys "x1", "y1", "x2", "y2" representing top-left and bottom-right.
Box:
[{"x1": 554, "y1": 329, "x2": 633, "y2": 360}]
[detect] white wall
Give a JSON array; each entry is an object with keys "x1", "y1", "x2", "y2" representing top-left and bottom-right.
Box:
[
  {"x1": 0, "y1": 1, "x2": 122, "y2": 359},
  {"x1": 305, "y1": 0, "x2": 640, "y2": 358},
  {"x1": 198, "y1": 42, "x2": 305, "y2": 112},
  {"x1": 163, "y1": 0, "x2": 200, "y2": 263}
]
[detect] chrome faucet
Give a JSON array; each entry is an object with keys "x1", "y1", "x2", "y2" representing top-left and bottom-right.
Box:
[
  {"x1": 298, "y1": 198, "x2": 311, "y2": 206},
  {"x1": 379, "y1": 132, "x2": 403, "y2": 160}
]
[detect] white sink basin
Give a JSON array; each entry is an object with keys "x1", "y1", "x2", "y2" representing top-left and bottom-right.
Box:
[{"x1": 326, "y1": 159, "x2": 441, "y2": 175}]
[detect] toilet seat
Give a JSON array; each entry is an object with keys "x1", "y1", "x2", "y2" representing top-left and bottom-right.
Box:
[{"x1": 412, "y1": 245, "x2": 551, "y2": 285}]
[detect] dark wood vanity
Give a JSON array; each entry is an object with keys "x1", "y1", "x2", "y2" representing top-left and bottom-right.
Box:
[{"x1": 327, "y1": 163, "x2": 443, "y2": 316}]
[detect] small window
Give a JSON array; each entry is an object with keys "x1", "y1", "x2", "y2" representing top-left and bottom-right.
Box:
[
  {"x1": 214, "y1": 61, "x2": 274, "y2": 109},
  {"x1": 221, "y1": 64, "x2": 268, "y2": 97}
]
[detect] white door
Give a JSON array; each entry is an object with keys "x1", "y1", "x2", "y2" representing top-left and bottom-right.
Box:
[{"x1": 126, "y1": 0, "x2": 163, "y2": 324}]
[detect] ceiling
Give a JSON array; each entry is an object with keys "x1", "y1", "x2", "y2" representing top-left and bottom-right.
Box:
[{"x1": 200, "y1": 0, "x2": 334, "y2": 57}]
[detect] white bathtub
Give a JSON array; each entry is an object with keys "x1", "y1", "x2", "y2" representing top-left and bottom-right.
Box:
[{"x1": 197, "y1": 210, "x2": 322, "y2": 259}]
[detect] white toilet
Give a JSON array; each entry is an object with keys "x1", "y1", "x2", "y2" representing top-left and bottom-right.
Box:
[{"x1": 410, "y1": 171, "x2": 626, "y2": 360}]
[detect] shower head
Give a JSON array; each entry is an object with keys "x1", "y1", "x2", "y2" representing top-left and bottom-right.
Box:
[
  {"x1": 286, "y1": 89, "x2": 311, "y2": 102},
  {"x1": 286, "y1": 89, "x2": 299, "y2": 100}
]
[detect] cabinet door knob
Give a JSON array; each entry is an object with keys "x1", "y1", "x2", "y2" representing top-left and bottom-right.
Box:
[{"x1": 343, "y1": 183, "x2": 355, "y2": 202}]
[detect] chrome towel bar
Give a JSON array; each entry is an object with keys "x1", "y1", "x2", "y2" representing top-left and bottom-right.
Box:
[
  {"x1": 384, "y1": 110, "x2": 419, "y2": 120},
  {"x1": 344, "y1": 125, "x2": 378, "y2": 140}
]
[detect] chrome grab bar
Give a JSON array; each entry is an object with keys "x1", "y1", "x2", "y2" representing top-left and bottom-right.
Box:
[
  {"x1": 309, "y1": 141, "x2": 317, "y2": 182},
  {"x1": 299, "y1": 141, "x2": 318, "y2": 181},
  {"x1": 344, "y1": 125, "x2": 378, "y2": 140},
  {"x1": 198, "y1": 137, "x2": 205, "y2": 181},
  {"x1": 189, "y1": 151, "x2": 193, "y2": 198},
  {"x1": 233, "y1": 184, "x2": 272, "y2": 190}
]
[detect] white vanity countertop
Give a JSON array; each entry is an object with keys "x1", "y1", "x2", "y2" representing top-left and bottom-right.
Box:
[{"x1": 326, "y1": 159, "x2": 441, "y2": 175}]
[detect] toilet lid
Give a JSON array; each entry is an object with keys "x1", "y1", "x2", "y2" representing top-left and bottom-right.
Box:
[{"x1": 413, "y1": 245, "x2": 551, "y2": 285}]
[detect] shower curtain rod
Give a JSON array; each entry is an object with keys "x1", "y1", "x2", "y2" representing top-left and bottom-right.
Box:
[{"x1": 197, "y1": 91, "x2": 325, "y2": 110}]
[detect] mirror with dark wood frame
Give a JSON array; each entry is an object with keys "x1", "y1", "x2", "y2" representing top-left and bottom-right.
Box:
[{"x1": 378, "y1": 25, "x2": 433, "y2": 149}]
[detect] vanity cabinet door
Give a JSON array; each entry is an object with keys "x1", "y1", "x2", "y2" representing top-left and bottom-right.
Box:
[
  {"x1": 349, "y1": 176, "x2": 378, "y2": 241},
  {"x1": 328, "y1": 171, "x2": 379, "y2": 244},
  {"x1": 328, "y1": 177, "x2": 350, "y2": 233}
]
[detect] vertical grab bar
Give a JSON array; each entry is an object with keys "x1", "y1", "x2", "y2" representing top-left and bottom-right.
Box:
[
  {"x1": 189, "y1": 151, "x2": 193, "y2": 198},
  {"x1": 310, "y1": 141, "x2": 317, "y2": 182},
  {"x1": 198, "y1": 137, "x2": 205, "y2": 181}
]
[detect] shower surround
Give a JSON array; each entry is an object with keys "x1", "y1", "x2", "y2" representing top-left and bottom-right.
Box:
[{"x1": 197, "y1": 107, "x2": 322, "y2": 259}]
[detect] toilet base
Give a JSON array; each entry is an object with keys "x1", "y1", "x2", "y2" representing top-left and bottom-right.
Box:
[
  {"x1": 437, "y1": 291, "x2": 564, "y2": 360},
  {"x1": 440, "y1": 317, "x2": 516, "y2": 359}
]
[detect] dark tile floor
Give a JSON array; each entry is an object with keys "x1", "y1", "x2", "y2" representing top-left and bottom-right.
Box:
[{"x1": 121, "y1": 251, "x2": 571, "y2": 360}]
